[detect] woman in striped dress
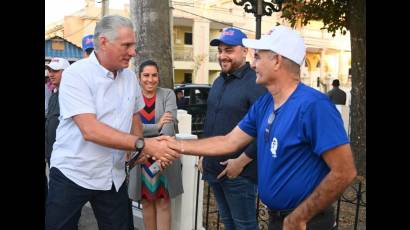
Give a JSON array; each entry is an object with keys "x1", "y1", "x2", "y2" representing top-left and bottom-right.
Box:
[{"x1": 128, "y1": 60, "x2": 183, "y2": 230}]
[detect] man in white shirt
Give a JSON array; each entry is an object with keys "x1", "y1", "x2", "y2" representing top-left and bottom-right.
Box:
[{"x1": 45, "y1": 15, "x2": 180, "y2": 230}]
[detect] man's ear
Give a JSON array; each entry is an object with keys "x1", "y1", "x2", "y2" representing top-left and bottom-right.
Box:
[
  {"x1": 271, "y1": 54, "x2": 281, "y2": 71},
  {"x1": 242, "y1": 47, "x2": 248, "y2": 56},
  {"x1": 99, "y1": 36, "x2": 108, "y2": 50}
]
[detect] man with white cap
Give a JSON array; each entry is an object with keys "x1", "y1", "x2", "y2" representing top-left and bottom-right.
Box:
[
  {"x1": 45, "y1": 57, "x2": 70, "y2": 167},
  {"x1": 159, "y1": 25, "x2": 357, "y2": 230}
]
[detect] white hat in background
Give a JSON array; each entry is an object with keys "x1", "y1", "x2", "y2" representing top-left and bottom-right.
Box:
[
  {"x1": 46, "y1": 57, "x2": 70, "y2": 70},
  {"x1": 242, "y1": 25, "x2": 306, "y2": 66}
]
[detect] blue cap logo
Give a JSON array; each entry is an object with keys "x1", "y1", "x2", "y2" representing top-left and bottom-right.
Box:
[
  {"x1": 82, "y1": 34, "x2": 94, "y2": 51},
  {"x1": 210, "y1": 28, "x2": 247, "y2": 47}
]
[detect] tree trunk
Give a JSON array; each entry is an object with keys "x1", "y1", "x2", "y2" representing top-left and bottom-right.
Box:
[
  {"x1": 347, "y1": 0, "x2": 366, "y2": 177},
  {"x1": 130, "y1": 0, "x2": 174, "y2": 89}
]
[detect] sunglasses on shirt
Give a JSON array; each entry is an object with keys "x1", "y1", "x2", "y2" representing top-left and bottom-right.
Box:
[{"x1": 264, "y1": 112, "x2": 275, "y2": 143}]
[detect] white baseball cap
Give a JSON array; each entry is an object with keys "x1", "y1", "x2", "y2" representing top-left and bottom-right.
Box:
[
  {"x1": 46, "y1": 57, "x2": 70, "y2": 70},
  {"x1": 242, "y1": 25, "x2": 306, "y2": 66}
]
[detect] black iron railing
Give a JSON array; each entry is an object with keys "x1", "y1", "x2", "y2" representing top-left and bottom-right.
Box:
[{"x1": 198, "y1": 174, "x2": 366, "y2": 230}]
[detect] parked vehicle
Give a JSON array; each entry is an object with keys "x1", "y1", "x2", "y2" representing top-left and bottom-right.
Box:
[{"x1": 174, "y1": 84, "x2": 211, "y2": 136}]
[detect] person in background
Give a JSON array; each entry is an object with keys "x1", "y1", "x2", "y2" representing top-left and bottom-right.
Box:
[
  {"x1": 45, "y1": 57, "x2": 70, "y2": 168},
  {"x1": 45, "y1": 77, "x2": 52, "y2": 118},
  {"x1": 176, "y1": 90, "x2": 188, "y2": 108},
  {"x1": 128, "y1": 60, "x2": 183, "y2": 230},
  {"x1": 327, "y1": 79, "x2": 347, "y2": 115},
  {"x1": 199, "y1": 27, "x2": 266, "y2": 230},
  {"x1": 82, "y1": 34, "x2": 94, "y2": 58}
]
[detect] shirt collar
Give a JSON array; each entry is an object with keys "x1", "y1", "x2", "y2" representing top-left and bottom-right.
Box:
[
  {"x1": 222, "y1": 62, "x2": 250, "y2": 80},
  {"x1": 89, "y1": 51, "x2": 124, "y2": 80}
]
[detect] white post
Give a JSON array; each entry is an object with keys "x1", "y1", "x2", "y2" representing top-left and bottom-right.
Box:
[{"x1": 170, "y1": 110, "x2": 205, "y2": 230}]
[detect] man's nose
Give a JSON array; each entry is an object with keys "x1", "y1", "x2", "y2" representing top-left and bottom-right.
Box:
[
  {"x1": 129, "y1": 47, "x2": 137, "y2": 57},
  {"x1": 250, "y1": 59, "x2": 257, "y2": 70}
]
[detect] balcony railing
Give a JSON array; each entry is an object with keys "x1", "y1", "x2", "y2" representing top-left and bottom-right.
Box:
[
  {"x1": 174, "y1": 46, "x2": 193, "y2": 61},
  {"x1": 209, "y1": 49, "x2": 218, "y2": 63}
]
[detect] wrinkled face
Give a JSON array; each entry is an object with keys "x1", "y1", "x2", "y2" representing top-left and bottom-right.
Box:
[
  {"x1": 102, "y1": 27, "x2": 136, "y2": 71},
  {"x1": 139, "y1": 65, "x2": 159, "y2": 94},
  {"x1": 47, "y1": 68, "x2": 63, "y2": 87},
  {"x1": 251, "y1": 49, "x2": 278, "y2": 86},
  {"x1": 217, "y1": 43, "x2": 247, "y2": 74}
]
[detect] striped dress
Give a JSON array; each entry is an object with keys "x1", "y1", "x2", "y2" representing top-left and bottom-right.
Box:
[{"x1": 139, "y1": 94, "x2": 170, "y2": 201}]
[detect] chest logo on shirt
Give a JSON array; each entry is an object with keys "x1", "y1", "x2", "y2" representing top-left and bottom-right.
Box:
[{"x1": 271, "y1": 137, "x2": 278, "y2": 158}]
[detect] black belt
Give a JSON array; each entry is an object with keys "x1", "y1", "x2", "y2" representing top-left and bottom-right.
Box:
[
  {"x1": 268, "y1": 208, "x2": 295, "y2": 218},
  {"x1": 268, "y1": 207, "x2": 331, "y2": 219}
]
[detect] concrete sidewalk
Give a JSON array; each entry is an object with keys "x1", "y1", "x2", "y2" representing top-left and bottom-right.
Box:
[{"x1": 78, "y1": 203, "x2": 141, "y2": 230}]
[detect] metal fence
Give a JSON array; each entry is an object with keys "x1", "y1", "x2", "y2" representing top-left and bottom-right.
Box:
[{"x1": 198, "y1": 174, "x2": 366, "y2": 230}]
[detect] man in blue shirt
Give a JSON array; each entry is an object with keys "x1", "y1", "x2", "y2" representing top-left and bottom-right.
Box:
[
  {"x1": 200, "y1": 27, "x2": 266, "y2": 230},
  {"x1": 160, "y1": 25, "x2": 357, "y2": 230}
]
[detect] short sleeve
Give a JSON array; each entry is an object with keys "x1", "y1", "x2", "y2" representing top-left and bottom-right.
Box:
[
  {"x1": 134, "y1": 81, "x2": 145, "y2": 113},
  {"x1": 301, "y1": 99, "x2": 349, "y2": 155},
  {"x1": 59, "y1": 69, "x2": 96, "y2": 119}
]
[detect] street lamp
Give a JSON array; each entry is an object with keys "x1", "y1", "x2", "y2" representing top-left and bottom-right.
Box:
[{"x1": 233, "y1": 0, "x2": 283, "y2": 39}]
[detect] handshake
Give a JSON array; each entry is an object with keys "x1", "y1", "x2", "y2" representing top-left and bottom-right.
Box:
[{"x1": 131, "y1": 136, "x2": 185, "y2": 168}]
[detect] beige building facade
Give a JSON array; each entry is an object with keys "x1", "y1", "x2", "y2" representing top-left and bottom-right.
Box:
[{"x1": 45, "y1": 0, "x2": 351, "y2": 91}]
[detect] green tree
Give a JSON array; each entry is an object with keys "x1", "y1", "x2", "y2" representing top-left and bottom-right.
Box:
[{"x1": 281, "y1": 0, "x2": 366, "y2": 176}]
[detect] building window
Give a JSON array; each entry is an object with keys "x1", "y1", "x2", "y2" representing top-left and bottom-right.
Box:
[
  {"x1": 51, "y1": 38, "x2": 65, "y2": 50},
  {"x1": 184, "y1": 73, "x2": 192, "y2": 83},
  {"x1": 184, "y1": 32, "x2": 192, "y2": 45}
]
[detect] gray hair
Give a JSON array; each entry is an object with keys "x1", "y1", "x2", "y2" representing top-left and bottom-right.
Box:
[
  {"x1": 268, "y1": 51, "x2": 301, "y2": 77},
  {"x1": 93, "y1": 15, "x2": 134, "y2": 51}
]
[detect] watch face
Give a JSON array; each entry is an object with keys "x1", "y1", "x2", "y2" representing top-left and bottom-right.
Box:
[{"x1": 136, "y1": 139, "x2": 144, "y2": 149}]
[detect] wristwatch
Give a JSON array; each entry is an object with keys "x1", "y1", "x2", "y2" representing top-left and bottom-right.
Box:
[
  {"x1": 134, "y1": 137, "x2": 145, "y2": 153},
  {"x1": 127, "y1": 137, "x2": 145, "y2": 166}
]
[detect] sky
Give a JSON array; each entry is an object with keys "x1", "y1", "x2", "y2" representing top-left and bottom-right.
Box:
[{"x1": 45, "y1": 0, "x2": 129, "y2": 26}]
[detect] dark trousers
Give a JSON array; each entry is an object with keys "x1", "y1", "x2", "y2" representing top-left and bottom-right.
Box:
[
  {"x1": 268, "y1": 205, "x2": 335, "y2": 230},
  {"x1": 45, "y1": 167, "x2": 134, "y2": 230},
  {"x1": 207, "y1": 176, "x2": 258, "y2": 230}
]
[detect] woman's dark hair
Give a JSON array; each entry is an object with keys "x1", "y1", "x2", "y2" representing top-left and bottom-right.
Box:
[{"x1": 138, "y1": 60, "x2": 159, "y2": 76}]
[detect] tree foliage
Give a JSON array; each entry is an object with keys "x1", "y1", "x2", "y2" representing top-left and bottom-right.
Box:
[{"x1": 281, "y1": 0, "x2": 349, "y2": 36}]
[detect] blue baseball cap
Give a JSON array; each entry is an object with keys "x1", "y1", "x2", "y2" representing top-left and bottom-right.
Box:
[
  {"x1": 82, "y1": 34, "x2": 94, "y2": 51},
  {"x1": 210, "y1": 28, "x2": 247, "y2": 46}
]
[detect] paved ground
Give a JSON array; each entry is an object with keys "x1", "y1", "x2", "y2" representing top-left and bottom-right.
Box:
[
  {"x1": 78, "y1": 203, "x2": 141, "y2": 230},
  {"x1": 78, "y1": 205, "x2": 98, "y2": 230}
]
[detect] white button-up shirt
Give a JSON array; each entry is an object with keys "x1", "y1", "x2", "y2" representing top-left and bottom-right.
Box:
[{"x1": 50, "y1": 52, "x2": 145, "y2": 191}]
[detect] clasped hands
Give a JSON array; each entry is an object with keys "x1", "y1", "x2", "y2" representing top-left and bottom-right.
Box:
[{"x1": 132, "y1": 136, "x2": 183, "y2": 168}]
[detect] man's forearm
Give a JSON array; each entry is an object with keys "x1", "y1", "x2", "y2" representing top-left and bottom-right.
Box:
[
  {"x1": 83, "y1": 120, "x2": 138, "y2": 151},
  {"x1": 178, "y1": 136, "x2": 247, "y2": 156},
  {"x1": 181, "y1": 136, "x2": 240, "y2": 156},
  {"x1": 290, "y1": 171, "x2": 355, "y2": 223}
]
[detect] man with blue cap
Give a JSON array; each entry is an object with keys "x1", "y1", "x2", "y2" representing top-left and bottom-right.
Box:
[
  {"x1": 199, "y1": 27, "x2": 266, "y2": 230},
  {"x1": 82, "y1": 34, "x2": 94, "y2": 58}
]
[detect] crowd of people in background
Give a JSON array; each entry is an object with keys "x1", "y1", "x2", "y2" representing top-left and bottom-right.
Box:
[{"x1": 45, "y1": 15, "x2": 356, "y2": 230}]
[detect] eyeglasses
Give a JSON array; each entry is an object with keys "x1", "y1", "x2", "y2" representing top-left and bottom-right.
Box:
[{"x1": 264, "y1": 112, "x2": 275, "y2": 143}]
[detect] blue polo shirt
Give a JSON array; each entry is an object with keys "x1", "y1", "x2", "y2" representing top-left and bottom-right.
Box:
[
  {"x1": 239, "y1": 83, "x2": 349, "y2": 210},
  {"x1": 202, "y1": 63, "x2": 267, "y2": 183}
]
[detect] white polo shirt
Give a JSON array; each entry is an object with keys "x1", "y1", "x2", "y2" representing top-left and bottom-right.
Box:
[{"x1": 50, "y1": 52, "x2": 145, "y2": 191}]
